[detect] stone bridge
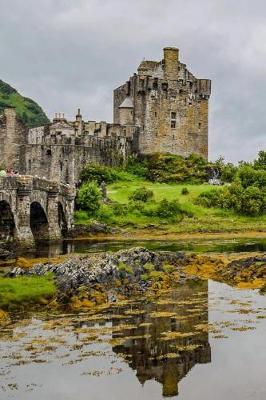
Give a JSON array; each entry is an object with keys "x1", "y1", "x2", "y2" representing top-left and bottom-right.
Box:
[{"x1": 0, "y1": 175, "x2": 76, "y2": 245}]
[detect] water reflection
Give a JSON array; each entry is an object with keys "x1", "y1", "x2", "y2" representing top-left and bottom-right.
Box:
[
  {"x1": 110, "y1": 281, "x2": 211, "y2": 397},
  {"x1": 1, "y1": 280, "x2": 266, "y2": 399},
  {"x1": 17, "y1": 237, "x2": 266, "y2": 259}
]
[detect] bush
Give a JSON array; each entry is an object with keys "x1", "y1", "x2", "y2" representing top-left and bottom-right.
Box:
[
  {"x1": 197, "y1": 182, "x2": 266, "y2": 216},
  {"x1": 129, "y1": 187, "x2": 154, "y2": 202},
  {"x1": 220, "y1": 163, "x2": 238, "y2": 183},
  {"x1": 111, "y1": 202, "x2": 128, "y2": 216},
  {"x1": 181, "y1": 187, "x2": 189, "y2": 195},
  {"x1": 126, "y1": 156, "x2": 149, "y2": 177},
  {"x1": 153, "y1": 199, "x2": 183, "y2": 220},
  {"x1": 241, "y1": 186, "x2": 265, "y2": 216},
  {"x1": 77, "y1": 181, "x2": 101, "y2": 216},
  {"x1": 236, "y1": 165, "x2": 266, "y2": 189},
  {"x1": 80, "y1": 164, "x2": 118, "y2": 185},
  {"x1": 146, "y1": 153, "x2": 208, "y2": 183}
]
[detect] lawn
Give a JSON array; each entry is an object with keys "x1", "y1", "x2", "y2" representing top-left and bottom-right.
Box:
[{"x1": 75, "y1": 178, "x2": 266, "y2": 234}]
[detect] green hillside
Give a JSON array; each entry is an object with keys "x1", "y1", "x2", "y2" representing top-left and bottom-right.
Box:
[{"x1": 0, "y1": 79, "x2": 49, "y2": 128}]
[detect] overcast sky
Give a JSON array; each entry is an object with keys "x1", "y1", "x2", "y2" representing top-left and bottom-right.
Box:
[{"x1": 0, "y1": 0, "x2": 265, "y2": 162}]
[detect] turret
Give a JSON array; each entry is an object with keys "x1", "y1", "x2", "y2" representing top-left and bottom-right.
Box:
[{"x1": 118, "y1": 97, "x2": 134, "y2": 125}]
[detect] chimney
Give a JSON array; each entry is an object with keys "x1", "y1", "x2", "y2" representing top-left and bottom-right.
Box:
[{"x1": 163, "y1": 47, "x2": 179, "y2": 81}]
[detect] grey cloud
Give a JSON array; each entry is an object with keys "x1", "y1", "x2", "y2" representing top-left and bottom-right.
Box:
[{"x1": 0, "y1": 0, "x2": 265, "y2": 162}]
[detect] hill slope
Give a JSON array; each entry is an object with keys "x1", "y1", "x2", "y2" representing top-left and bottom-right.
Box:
[{"x1": 0, "y1": 79, "x2": 49, "y2": 128}]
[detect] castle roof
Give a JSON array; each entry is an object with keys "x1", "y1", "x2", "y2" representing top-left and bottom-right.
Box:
[{"x1": 119, "y1": 97, "x2": 133, "y2": 108}]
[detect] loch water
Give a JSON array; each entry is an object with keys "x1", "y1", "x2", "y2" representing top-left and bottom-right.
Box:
[{"x1": 1, "y1": 276, "x2": 266, "y2": 399}]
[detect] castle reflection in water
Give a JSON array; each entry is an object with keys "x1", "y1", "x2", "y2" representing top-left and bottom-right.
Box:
[{"x1": 111, "y1": 281, "x2": 211, "y2": 397}]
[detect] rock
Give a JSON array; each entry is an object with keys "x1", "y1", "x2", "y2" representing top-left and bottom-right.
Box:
[{"x1": 8, "y1": 247, "x2": 188, "y2": 293}]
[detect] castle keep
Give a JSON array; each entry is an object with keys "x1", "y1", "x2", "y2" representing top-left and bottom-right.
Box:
[{"x1": 114, "y1": 47, "x2": 211, "y2": 158}]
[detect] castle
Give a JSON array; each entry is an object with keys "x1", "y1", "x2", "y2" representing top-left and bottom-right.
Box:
[{"x1": 0, "y1": 47, "x2": 211, "y2": 185}]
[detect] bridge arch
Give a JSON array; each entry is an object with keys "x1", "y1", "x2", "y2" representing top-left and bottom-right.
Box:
[
  {"x1": 0, "y1": 200, "x2": 16, "y2": 241},
  {"x1": 58, "y1": 201, "x2": 67, "y2": 237},
  {"x1": 30, "y1": 201, "x2": 49, "y2": 241}
]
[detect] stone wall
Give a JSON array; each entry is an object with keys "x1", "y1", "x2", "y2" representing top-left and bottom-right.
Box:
[
  {"x1": 0, "y1": 108, "x2": 27, "y2": 172},
  {"x1": 26, "y1": 115, "x2": 135, "y2": 184}
]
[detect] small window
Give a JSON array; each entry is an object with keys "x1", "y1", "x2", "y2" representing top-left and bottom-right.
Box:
[
  {"x1": 155, "y1": 112, "x2": 157, "y2": 117},
  {"x1": 171, "y1": 112, "x2": 176, "y2": 120},
  {"x1": 46, "y1": 149, "x2": 52, "y2": 156},
  {"x1": 170, "y1": 112, "x2": 177, "y2": 129},
  {"x1": 199, "y1": 122, "x2": 201, "y2": 129}
]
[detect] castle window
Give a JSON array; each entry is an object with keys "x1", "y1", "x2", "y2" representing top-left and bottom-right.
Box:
[
  {"x1": 171, "y1": 112, "x2": 176, "y2": 129},
  {"x1": 199, "y1": 122, "x2": 201, "y2": 129},
  {"x1": 155, "y1": 112, "x2": 157, "y2": 117},
  {"x1": 46, "y1": 149, "x2": 52, "y2": 156}
]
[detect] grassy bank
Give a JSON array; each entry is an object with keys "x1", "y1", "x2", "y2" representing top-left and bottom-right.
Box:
[
  {"x1": 75, "y1": 178, "x2": 266, "y2": 234},
  {"x1": 0, "y1": 274, "x2": 56, "y2": 310}
]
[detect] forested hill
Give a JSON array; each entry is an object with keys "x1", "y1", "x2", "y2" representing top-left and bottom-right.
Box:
[{"x1": 0, "y1": 79, "x2": 49, "y2": 128}]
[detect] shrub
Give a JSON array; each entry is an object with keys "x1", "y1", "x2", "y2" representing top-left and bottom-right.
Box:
[
  {"x1": 153, "y1": 199, "x2": 183, "y2": 220},
  {"x1": 77, "y1": 181, "x2": 101, "y2": 216},
  {"x1": 196, "y1": 189, "x2": 222, "y2": 208},
  {"x1": 129, "y1": 187, "x2": 154, "y2": 202},
  {"x1": 197, "y1": 182, "x2": 266, "y2": 216},
  {"x1": 241, "y1": 186, "x2": 265, "y2": 216},
  {"x1": 96, "y1": 205, "x2": 114, "y2": 223},
  {"x1": 80, "y1": 164, "x2": 118, "y2": 185},
  {"x1": 220, "y1": 163, "x2": 238, "y2": 183},
  {"x1": 126, "y1": 156, "x2": 149, "y2": 178},
  {"x1": 237, "y1": 165, "x2": 266, "y2": 189},
  {"x1": 181, "y1": 187, "x2": 189, "y2": 195},
  {"x1": 111, "y1": 202, "x2": 128, "y2": 216}
]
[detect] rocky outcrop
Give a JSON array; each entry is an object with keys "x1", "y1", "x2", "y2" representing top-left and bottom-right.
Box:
[{"x1": 9, "y1": 247, "x2": 188, "y2": 292}]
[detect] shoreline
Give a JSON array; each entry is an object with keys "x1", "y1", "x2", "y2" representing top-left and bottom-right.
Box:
[{"x1": 66, "y1": 228, "x2": 266, "y2": 242}]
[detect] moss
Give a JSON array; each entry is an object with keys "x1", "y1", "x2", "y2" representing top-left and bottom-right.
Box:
[
  {"x1": 118, "y1": 262, "x2": 134, "y2": 275},
  {"x1": 143, "y1": 262, "x2": 155, "y2": 272},
  {"x1": 162, "y1": 264, "x2": 176, "y2": 274}
]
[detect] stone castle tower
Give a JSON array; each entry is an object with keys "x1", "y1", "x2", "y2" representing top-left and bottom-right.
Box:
[{"x1": 114, "y1": 47, "x2": 211, "y2": 158}]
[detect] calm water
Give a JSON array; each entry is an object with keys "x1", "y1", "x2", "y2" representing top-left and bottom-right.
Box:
[
  {"x1": 1, "y1": 280, "x2": 266, "y2": 400},
  {"x1": 17, "y1": 236, "x2": 266, "y2": 258}
]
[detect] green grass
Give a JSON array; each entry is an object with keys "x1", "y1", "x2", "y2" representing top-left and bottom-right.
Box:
[
  {"x1": 75, "y1": 177, "x2": 266, "y2": 233},
  {"x1": 0, "y1": 274, "x2": 56, "y2": 310}
]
